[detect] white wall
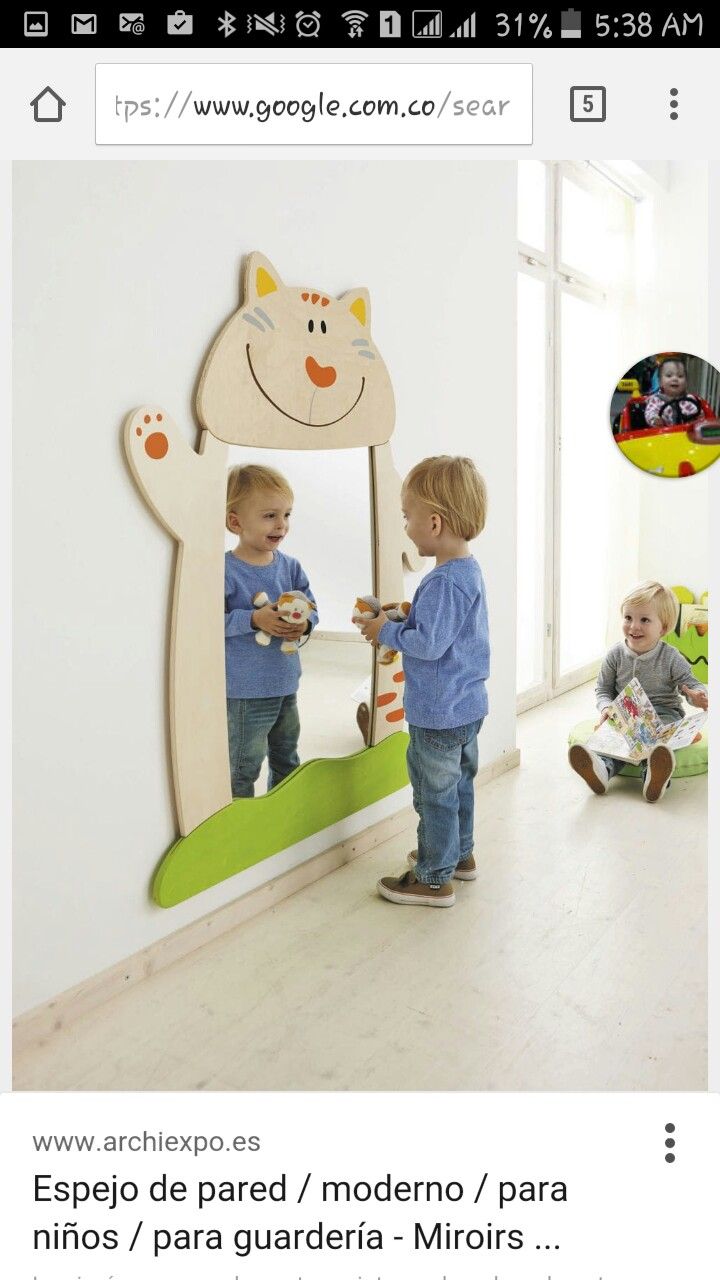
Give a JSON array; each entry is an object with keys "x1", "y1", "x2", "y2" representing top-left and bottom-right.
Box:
[
  {"x1": 13, "y1": 157, "x2": 518, "y2": 1013},
  {"x1": 629, "y1": 162, "x2": 709, "y2": 596}
]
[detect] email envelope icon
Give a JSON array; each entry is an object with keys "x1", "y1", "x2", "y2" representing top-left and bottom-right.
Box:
[
  {"x1": 71, "y1": 13, "x2": 97, "y2": 34},
  {"x1": 119, "y1": 13, "x2": 145, "y2": 31}
]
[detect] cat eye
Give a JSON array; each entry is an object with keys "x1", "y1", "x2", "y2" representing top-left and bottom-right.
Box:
[
  {"x1": 321, "y1": 320, "x2": 327, "y2": 334},
  {"x1": 308, "y1": 320, "x2": 314, "y2": 333}
]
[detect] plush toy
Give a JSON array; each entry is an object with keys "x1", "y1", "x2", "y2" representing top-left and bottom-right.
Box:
[
  {"x1": 252, "y1": 590, "x2": 315, "y2": 654},
  {"x1": 352, "y1": 595, "x2": 411, "y2": 665}
]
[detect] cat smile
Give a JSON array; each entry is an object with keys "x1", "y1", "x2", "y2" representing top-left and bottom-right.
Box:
[{"x1": 245, "y1": 344, "x2": 365, "y2": 427}]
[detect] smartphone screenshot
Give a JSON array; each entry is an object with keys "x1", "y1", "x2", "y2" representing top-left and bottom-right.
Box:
[{"x1": 2, "y1": 4, "x2": 718, "y2": 1277}]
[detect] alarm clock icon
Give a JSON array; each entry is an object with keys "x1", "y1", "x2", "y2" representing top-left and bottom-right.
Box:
[{"x1": 296, "y1": 10, "x2": 321, "y2": 37}]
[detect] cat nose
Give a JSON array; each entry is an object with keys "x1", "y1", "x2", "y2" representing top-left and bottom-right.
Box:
[{"x1": 306, "y1": 355, "x2": 336, "y2": 388}]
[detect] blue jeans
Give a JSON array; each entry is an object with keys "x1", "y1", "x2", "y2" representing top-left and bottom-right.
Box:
[
  {"x1": 227, "y1": 694, "x2": 301, "y2": 798},
  {"x1": 598, "y1": 753, "x2": 671, "y2": 787},
  {"x1": 406, "y1": 719, "x2": 484, "y2": 885}
]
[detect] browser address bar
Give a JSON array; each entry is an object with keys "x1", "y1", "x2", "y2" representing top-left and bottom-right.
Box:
[{"x1": 95, "y1": 63, "x2": 533, "y2": 145}]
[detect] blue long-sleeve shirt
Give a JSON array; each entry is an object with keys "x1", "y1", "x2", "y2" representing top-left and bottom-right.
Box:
[
  {"x1": 378, "y1": 556, "x2": 490, "y2": 729},
  {"x1": 225, "y1": 550, "x2": 317, "y2": 699}
]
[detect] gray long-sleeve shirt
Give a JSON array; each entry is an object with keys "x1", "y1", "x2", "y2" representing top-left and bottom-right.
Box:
[{"x1": 595, "y1": 639, "x2": 706, "y2": 723}]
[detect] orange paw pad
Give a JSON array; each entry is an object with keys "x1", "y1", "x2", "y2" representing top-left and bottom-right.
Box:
[
  {"x1": 392, "y1": 670, "x2": 405, "y2": 683},
  {"x1": 377, "y1": 692, "x2": 397, "y2": 707},
  {"x1": 385, "y1": 709, "x2": 405, "y2": 723},
  {"x1": 145, "y1": 432, "x2": 169, "y2": 459}
]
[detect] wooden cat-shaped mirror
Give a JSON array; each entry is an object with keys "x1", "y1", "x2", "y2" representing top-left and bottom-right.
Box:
[{"x1": 124, "y1": 252, "x2": 415, "y2": 906}]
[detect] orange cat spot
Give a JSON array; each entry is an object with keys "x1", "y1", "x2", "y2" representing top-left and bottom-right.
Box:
[
  {"x1": 385, "y1": 709, "x2": 405, "y2": 723},
  {"x1": 156, "y1": 413, "x2": 163, "y2": 421},
  {"x1": 145, "y1": 432, "x2": 168, "y2": 460},
  {"x1": 392, "y1": 671, "x2": 405, "y2": 683},
  {"x1": 135, "y1": 427, "x2": 142, "y2": 436},
  {"x1": 321, "y1": 297, "x2": 329, "y2": 306},
  {"x1": 377, "y1": 692, "x2": 397, "y2": 707},
  {"x1": 305, "y1": 355, "x2": 337, "y2": 388},
  {"x1": 301, "y1": 292, "x2": 309, "y2": 301},
  {"x1": 143, "y1": 414, "x2": 151, "y2": 424},
  {"x1": 311, "y1": 292, "x2": 320, "y2": 304}
]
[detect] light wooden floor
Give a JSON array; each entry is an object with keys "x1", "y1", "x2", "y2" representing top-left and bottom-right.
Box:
[{"x1": 13, "y1": 682, "x2": 706, "y2": 1091}]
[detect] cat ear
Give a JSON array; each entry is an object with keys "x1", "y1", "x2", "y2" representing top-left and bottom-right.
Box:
[
  {"x1": 342, "y1": 287, "x2": 371, "y2": 329},
  {"x1": 243, "y1": 252, "x2": 285, "y2": 303}
]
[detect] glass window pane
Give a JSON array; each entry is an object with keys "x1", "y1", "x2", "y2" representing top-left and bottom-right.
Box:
[
  {"x1": 558, "y1": 290, "x2": 617, "y2": 676},
  {"x1": 517, "y1": 160, "x2": 546, "y2": 251},
  {"x1": 517, "y1": 271, "x2": 546, "y2": 695},
  {"x1": 561, "y1": 174, "x2": 628, "y2": 285}
]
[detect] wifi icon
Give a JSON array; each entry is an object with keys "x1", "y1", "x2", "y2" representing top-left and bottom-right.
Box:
[{"x1": 343, "y1": 9, "x2": 369, "y2": 37}]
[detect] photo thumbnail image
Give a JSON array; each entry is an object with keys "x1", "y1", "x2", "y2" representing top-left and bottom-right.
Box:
[{"x1": 610, "y1": 351, "x2": 720, "y2": 478}]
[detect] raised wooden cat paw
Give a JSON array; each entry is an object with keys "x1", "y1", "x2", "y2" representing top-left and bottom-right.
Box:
[{"x1": 124, "y1": 405, "x2": 226, "y2": 540}]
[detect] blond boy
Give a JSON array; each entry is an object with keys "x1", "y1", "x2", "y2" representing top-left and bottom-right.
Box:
[
  {"x1": 569, "y1": 580, "x2": 708, "y2": 802},
  {"x1": 225, "y1": 465, "x2": 317, "y2": 798},
  {"x1": 359, "y1": 456, "x2": 489, "y2": 907}
]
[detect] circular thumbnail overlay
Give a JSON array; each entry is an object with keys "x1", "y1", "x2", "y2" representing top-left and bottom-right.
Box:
[{"x1": 610, "y1": 352, "x2": 720, "y2": 478}]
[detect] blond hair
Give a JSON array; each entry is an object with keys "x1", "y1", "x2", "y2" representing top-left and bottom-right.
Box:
[
  {"x1": 403, "y1": 455, "x2": 487, "y2": 540},
  {"x1": 621, "y1": 580, "x2": 679, "y2": 633},
  {"x1": 226, "y1": 464, "x2": 293, "y2": 528}
]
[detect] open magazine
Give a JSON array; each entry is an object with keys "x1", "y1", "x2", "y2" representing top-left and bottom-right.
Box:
[{"x1": 585, "y1": 676, "x2": 707, "y2": 764}]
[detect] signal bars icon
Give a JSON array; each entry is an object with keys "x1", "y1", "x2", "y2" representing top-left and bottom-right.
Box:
[
  {"x1": 412, "y1": 9, "x2": 442, "y2": 38},
  {"x1": 450, "y1": 12, "x2": 476, "y2": 38}
]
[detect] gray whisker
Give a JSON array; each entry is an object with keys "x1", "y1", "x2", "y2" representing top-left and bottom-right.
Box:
[
  {"x1": 254, "y1": 307, "x2": 274, "y2": 328},
  {"x1": 358, "y1": 350, "x2": 375, "y2": 360},
  {"x1": 243, "y1": 312, "x2": 265, "y2": 331},
  {"x1": 352, "y1": 338, "x2": 370, "y2": 347}
]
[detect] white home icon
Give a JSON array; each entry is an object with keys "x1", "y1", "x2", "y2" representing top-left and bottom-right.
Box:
[{"x1": 30, "y1": 86, "x2": 67, "y2": 123}]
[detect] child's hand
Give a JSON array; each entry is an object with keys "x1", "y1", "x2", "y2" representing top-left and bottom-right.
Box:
[
  {"x1": 252, "y1": 603, "x2": 301, "y2": 638},
  {"x1": 682, "y1": 683, "x2": 708, "y2": 710},
  {"x1": 594, "y1": 707, "x2": 613, "y2": 729},
  {"x1": 357, "y1": 610, "x2": 388, "y2": 645}
]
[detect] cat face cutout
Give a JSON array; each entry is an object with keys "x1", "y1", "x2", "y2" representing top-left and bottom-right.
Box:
[{"x1": 197, "y1": 252, "x2": 395, "y2": 448}]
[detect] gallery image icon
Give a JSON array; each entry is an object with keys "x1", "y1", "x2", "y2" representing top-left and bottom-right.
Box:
[
  {"x1": 24, "y1": 10, "x2": 48, "y2": 36},
  {"x1": 71, "y1": 13, "x2": 97, "y2": 34},
  {"x1": 30, "y1": 86, "x2": 66, "y2": 123}
]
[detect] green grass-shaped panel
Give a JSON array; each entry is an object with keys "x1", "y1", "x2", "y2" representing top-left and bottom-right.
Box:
[
  {"x1": 153, "y1": 732, "x2": 409, "y2": 907},
  {"x1": 663, "y1": 628, "x2": 709, "y2": 684}
]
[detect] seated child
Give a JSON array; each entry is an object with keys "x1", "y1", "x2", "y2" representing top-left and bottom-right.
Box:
[
  {"x1": 643, "y1": 357, "x2": 705, "y2": 427},
  {"x1": 225, "y1": 464, "x2": 317, "y2": 798},
  {"x1": 568, "y1": 580, "x2": 708, "y2": 803},
  {"x1": 358, "y1": 455, "x2": 489, "y2": 908}
]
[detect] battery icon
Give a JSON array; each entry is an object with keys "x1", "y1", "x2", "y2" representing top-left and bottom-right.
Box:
[{"x1": 561, "y1": 8, "x2": 582, "y2": 39}]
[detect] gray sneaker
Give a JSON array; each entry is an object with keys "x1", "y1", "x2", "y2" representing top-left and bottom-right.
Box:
[
  {"x1": 407, "y1": 850, "x2": 478, "y2": 881},
  {"x1": 643, "y1": 744, "x2": 675, "y2": 802},
  {"x1": 568, "y1": 744, "x2": 609, "y2": 795}
]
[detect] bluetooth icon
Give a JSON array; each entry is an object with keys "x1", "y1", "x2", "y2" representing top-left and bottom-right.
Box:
[{"x1": 218, "y1": 10, "x2": 237, "y2": 37}]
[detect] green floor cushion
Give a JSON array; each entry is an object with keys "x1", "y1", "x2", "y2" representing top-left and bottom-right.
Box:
[{"x1": 568, "y1": 719, "x2": 708, "y2": 778}]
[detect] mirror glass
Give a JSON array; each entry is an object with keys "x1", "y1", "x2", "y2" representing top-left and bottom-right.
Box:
[{"x1": 225, "y1": 445, "x2": 373, "y2": 796}]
